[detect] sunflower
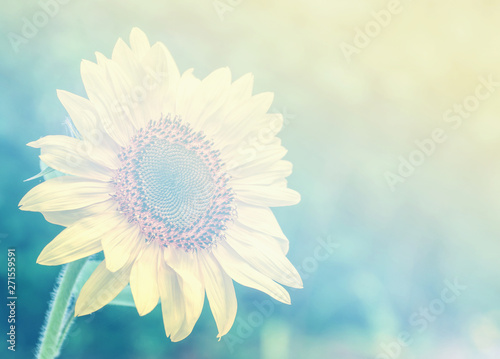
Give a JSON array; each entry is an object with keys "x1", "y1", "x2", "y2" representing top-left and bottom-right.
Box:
[{"x1": 20, "y1": 28, "x2": 302, "y2": 341}]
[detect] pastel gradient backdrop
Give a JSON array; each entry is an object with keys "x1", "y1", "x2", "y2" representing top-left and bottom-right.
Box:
[{"x1": 1, "y1": 0, "x2": 500, "y2": 358}]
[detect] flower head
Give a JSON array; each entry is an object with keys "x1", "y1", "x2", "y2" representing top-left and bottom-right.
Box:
[{"x1": 20, "y1": 28, "x2": 302, "y2": 341}]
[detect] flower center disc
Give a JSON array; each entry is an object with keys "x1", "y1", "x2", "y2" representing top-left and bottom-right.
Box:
[
  {"x1": 112, "y1": 116, "x2": 235, "y2": 251},
  {"x1": 138, "y1": 140, "x2": 215, "y2": 228}
]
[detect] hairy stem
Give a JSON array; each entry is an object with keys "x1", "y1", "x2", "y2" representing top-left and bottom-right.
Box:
[{"x1": 36, "y1": 259, "x2": 87, "y2": 359}]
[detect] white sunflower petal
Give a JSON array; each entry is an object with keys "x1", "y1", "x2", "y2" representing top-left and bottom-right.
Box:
[
  {"x1": 129, "y1": 27, "x2": 151, "y2": 59},
  {"x1": 56, "y1": 90, "x2": 118, "y2": 151},
  {"x1": 186, "y1": 67, "x2": 231, "y2": 131},
  {"x1": 101, "y1": 58, "x2": 144, "y2": 131},
  {"x1": 81, "y1": 59, "x2": 134, "y2": 147},
  {"x1": 130, "y1": 244, "x2": 161, "y2": 316},
  {"x1": 230, "y1": 160, "x2": 293, "y2": 186},
  {"x1": 203, "y1": 72, "x2": 255, "y2": 140},
  {"x1": 164, "y1": 246, "x2": 201, "y2": 284},
  {"x1": 57, "y1": 89, "x2": 98, "y2": 135},
  {"x1": 225, "y1": 225, "x2": 302, "y2": 289},
  {"x1": 217, "y1": 92, "x2": 274, "y2": 144},
  {"x1": 28, "y1": 136, "x2": 114, "y2": 181},
  {"x1": 102, "y1": 223, "x2": 143, "y2": 272},
  {"x1": 29, "y1": 135, "x2": 120, "y2": 171},
  {"x1": 158, "y1": 259, "x2": 185, "y2": 338},
  {"x1": 19, "y1": 176, "x2": 112, "y2": 212},
  {"x1": 199, "y1": 251, "x2": 237, "y2": 338},
  {"x1": 221, "y1": 112, "x2": 282, "y2": 153},
  {"x1": 175, "y1": 69, "x2": 202, "y2": 118},
  {"x1": 41, "y1": 198, "x2": 115, "y2": 227},
  {"x1": 212, "y1": 241, "x2": 291, "y2": 304},
  {"x1": 36, "y1": 210, "x2": 123, "y2": 265},
  {"x1": 94, "y1": 51, "x2": 107, "y2": 66},
  {"x1": 227, "y1": 73, "x2": 254, "y2": 102},
  {"x1": 141, "y1": 42, "x2": 181, "y2": 116},
  {"x1": 234, "y1": 202, "x2": 289, "y2": 254},
  {"x1": 111, "y1": 38, "x2": 152, "y2": 128},
  {"x1": 112, "y1": 38, "x2": 139, "y2": 70},
  {"x1": 170, "y1": 271, "x2": 205, "y2": 342},
  {"x1": 163, "y1": 247, "x2": 205, "y2": 341},
  {"x1": 223, "y1": 142, "x2": 287, "y2": 174},
  {"x1": 75, "y1": 260, "x2": 131, "y2": 316},
  {"x1": 233, "y1": 182, "x2": 301, "y2": 207},
  {"x1": 141, "y1": 42, "x2": 180, "y2": 85},
  {"x1": 231, "y1": 159, "x2": 291, "y2": 182}
]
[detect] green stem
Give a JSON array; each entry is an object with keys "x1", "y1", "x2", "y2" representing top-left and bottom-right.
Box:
[
  {"x1": 37, "y1": 258, "x2": 87, "y2": 359},
  {"x1": 55, "y1": 308, "x2": 75, "y2": 351}
]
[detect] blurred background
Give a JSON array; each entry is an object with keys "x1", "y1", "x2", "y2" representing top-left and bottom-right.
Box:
[{"x1": 1, "y1": 0, "x2": 500, "y2": 358}]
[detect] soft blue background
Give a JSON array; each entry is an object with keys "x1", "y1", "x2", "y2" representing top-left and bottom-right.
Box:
[{"x1": 1, "y1": 1, "x2": 500, "y2": 358}]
